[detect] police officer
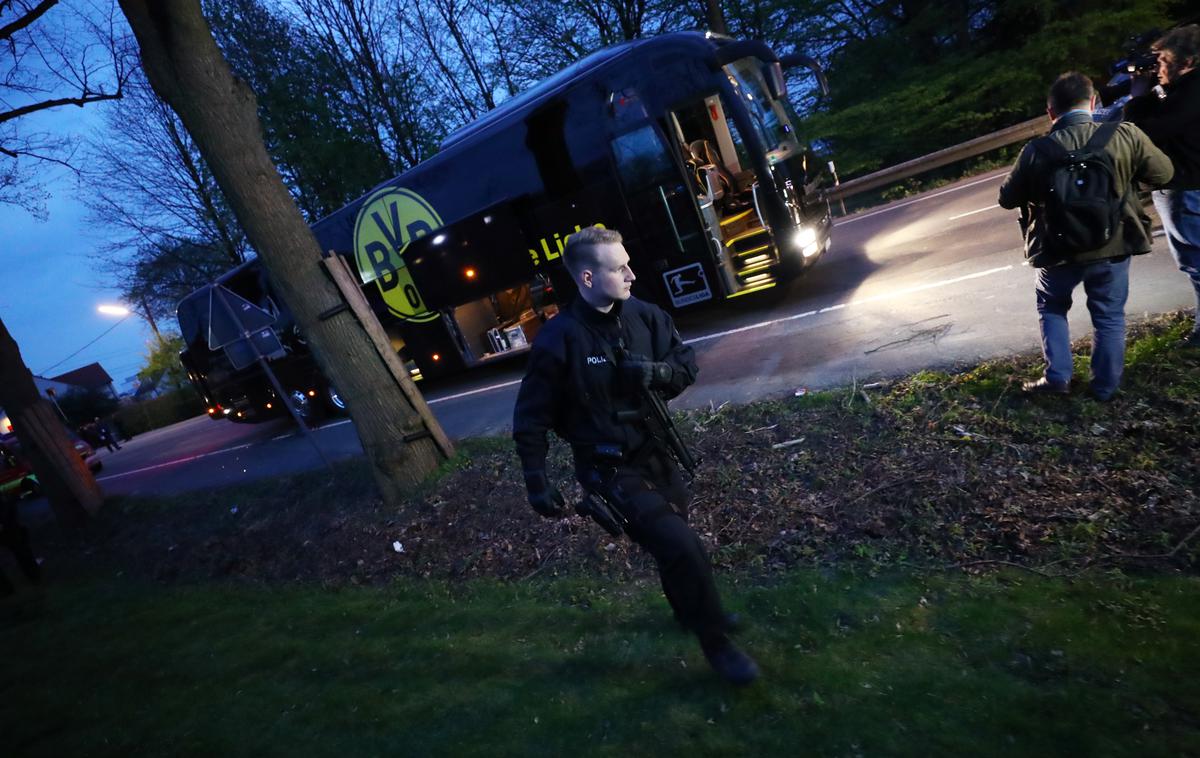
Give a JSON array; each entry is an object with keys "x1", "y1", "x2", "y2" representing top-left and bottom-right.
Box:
[{"x1": 513, "y1": 225, "x2": 758, "y2": 685}]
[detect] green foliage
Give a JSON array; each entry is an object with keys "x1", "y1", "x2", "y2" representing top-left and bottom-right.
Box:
[
  {"x1": 112, "y1": 388, "x2": 207, "y2": 436},
  {"x1": 205, "y1": 0, "x2": 399, "y2": 220},
  {"x1": 137, "y1": 332, "x2": 189, "y2": 392},
  {"x1": 53, "y1": 388, "x2": 119, "y2": 427},
  {"x1": 798, "y1": 0, "x2": 1180, "y2": 176}
]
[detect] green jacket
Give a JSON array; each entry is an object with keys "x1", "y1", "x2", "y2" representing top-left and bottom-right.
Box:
[{"x1": 997, "y1": 112, "x2": 1174, "y2": 267}]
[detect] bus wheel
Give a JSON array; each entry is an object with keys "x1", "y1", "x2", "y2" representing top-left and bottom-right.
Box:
[
  {"x1": 288, "y1": 389, "x2": 321, "y2": 427},
  {"x1": 323, "y1": 384, "x2": 347, "y2": 415}
]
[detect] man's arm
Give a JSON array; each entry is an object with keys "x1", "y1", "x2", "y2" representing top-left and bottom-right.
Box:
[
  {"x1": 649, "y1": 310, "x2": 698, "y2": 399},
  {"x1": 997, "y1": 142, "x2": 1036, "y2": 210},
  {"x1": 512, "y1": 343, "x2": 564, "y2": 473},
  {"x1": 513, "y1": 339, "x2": 569, "y2": 517},
  {"x1": 1125, "y1": 123, "x2": 1175, "y2": 187},
  {"x1": 1124, "y1": 88, "x2": 1200, "y2": 143}
]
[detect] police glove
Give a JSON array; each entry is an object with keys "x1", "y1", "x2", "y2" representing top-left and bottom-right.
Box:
[
  {"x1": 524, "y1": 469, "x2": 567, "y2": 518},
  {"x1": 622, "y1": 354, "x2": 673, "y2": 389}
]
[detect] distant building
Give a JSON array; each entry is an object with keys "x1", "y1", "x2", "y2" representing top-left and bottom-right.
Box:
[
  {"x1": 1, "y1": 363, "x2": 119, "y2": 433},
  {"x1": 0, "y1": 375, "x2": 75, "y2": 434},
  {"x1": 49, "y1": 363, "x2": 118, "y2": 399}
]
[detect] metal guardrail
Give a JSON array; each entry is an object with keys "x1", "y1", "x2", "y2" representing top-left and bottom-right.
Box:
[{"x1": 828, "y1": 116, "x2": 1050, "y2": 201}]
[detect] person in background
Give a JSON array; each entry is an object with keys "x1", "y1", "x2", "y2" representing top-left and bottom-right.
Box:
[
  {"x1": 1124, "y1": 24, "x2": 1200, "y2": 347},
  {"x1": 999, "y1": 72, "x2": 1172, "y2": 400}
]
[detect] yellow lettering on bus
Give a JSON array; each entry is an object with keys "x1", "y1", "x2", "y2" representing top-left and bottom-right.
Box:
[{"x1": 528, "y1": 223, "x2": 605, "y2": 266}]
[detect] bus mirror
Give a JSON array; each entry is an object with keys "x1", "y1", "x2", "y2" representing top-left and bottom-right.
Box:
[
  {"x1": 779, "y1": 52, "x2": 830, "y2": 98},
  {"x1": 763, "y1": 62, "x2": 788, "y2": 101}
]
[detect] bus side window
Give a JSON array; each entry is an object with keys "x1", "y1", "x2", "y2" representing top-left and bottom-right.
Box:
[
  {"x1": 723, "y1": 115, "x2": 753, "y2": 174},
  {"x1": 611, "y1": 125, "x2": 674, "y2": 190},
  {"x1": 527, "y1": 100, "x2": 583, "y2": 197}
]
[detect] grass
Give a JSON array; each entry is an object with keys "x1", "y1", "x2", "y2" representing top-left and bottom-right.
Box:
[{"x1": 3, "y1": 569, "x2": 1198, "y2": 756}]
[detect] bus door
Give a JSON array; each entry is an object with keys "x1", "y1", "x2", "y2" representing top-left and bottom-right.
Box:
[
  {"x1": 609, "y1": 119, "x2": 722, "y2": 310},
  {"x1": 668, "y1": 89, "x2": 781, "y2": 297}
]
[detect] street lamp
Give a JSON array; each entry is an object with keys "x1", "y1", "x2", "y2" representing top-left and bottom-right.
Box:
[{"x1": 97, "y1": 301, "x2": 161, "y2": 338}]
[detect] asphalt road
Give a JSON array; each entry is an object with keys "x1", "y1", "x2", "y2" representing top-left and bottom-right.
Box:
[{"x1": 91, "y1": 169, "x2": 1196, "y2": 497}]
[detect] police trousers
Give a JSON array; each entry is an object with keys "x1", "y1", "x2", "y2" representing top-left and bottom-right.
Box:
[{"x1": 582, "y1": 447, "x2": 726, "y2": 637}]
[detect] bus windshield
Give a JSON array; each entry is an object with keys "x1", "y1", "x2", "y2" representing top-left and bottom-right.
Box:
[{"x1": 724, "y1": 57, "x2": 802, "y2": 165}]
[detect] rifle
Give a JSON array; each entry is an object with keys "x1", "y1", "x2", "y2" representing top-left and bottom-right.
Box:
[
  {"x1": 640, "y1": 381, "x2": 699, "y2": 476},
  {"x1": 614, "y1": 350, "x2": 700, "y2": 478},
  {"x1": 574, "y1": 493, "x2": 626, "y2": 536}
]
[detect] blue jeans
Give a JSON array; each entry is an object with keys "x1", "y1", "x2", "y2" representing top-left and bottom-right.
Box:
[
  {"x1": 1152, "y1": 189, "x2": 1200, "y2": 334},
  {"x1": 1035, "y1": 256, "x2": 1130, "y2": 399}
]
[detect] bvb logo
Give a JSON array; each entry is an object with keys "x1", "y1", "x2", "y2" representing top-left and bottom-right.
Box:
[{"x1": 353, "y1": 186, "x2": 443, "y2": 323}]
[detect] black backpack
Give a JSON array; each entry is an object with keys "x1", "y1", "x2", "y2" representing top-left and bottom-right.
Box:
[{"x1": 1034, "y1": 121, "x2": 1127, "y2": 260}]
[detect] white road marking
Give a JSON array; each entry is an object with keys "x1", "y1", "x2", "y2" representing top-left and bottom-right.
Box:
[
  {"x1": 948, "y1": 204, "x2": 1000, "y2": 221},
  {"x1": 428, "y1": 379, "x2": 524, "y2": 405},
  {"x1": 96, "y1": 443, "x2": 256, "y2": 481},
  {"x1": 833, "y1": 173, "x2": 1007, "y2": 226},
  {"x1": 684, "y1": 264, "x2": 1015, "y2": 346}
]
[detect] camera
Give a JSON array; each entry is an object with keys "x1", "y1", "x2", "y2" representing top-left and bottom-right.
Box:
[
  {"x1": 1119, "y1": 29, "x2": 1162, "y2": 77},
  {"x1": 1095, "y1": 29, "x2": 1162, "y2": 118}
]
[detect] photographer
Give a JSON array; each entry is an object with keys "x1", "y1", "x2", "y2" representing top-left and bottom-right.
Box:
[
  {"x1": 1124, "y1": 24, "x2": 1200, "y2": 346},
  {"x1": 512, "y1": 226, "x2": 758, "y2": 686}
]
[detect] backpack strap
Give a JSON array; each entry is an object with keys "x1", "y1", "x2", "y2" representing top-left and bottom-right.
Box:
[
  {"x1": 1032, "y1": 120, "x2": 1121, "y2": 161},
  {"x1": 1082, "y1": 120, "x2": 1121, "y2": 153}
]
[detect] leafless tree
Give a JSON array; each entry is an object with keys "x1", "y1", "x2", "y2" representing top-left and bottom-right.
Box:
[
  {"x1": 290, "y1": 0, "x2": 438, "y2": 172},
  {"x1": 1, "y1": 0, "x2": 133, "y2": 218},
  {"x1": 83, "y1": 72, "x2": 249, "y2": 322}
]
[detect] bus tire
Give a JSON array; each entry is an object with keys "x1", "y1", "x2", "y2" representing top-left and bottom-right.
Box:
[{"x1": 323, "y1": 384, "x2": 347, "y2": 415}]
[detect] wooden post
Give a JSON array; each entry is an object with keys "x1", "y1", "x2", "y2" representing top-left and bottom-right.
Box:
[{"x1": 320, "y1": 253, "x2": 454, "y2": 459}]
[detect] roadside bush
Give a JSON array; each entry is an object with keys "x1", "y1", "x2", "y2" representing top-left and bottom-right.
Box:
[{"x1": 114, "y1": 388, "x2": 205, "y2": 436}]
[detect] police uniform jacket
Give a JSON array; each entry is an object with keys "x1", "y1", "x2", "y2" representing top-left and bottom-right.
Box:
[
  {"x1": 1125, "y1": 67, "x2": 1200, "y2": 190},
  {"x1": 997, "y1": 111, "x2": 1173, "y2": 267},
  {"x1": 512, "y1": 295, "x2": 698, "y2": 474}
]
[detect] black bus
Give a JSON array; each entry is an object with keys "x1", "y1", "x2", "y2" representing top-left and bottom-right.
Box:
[{"x1": 179, "y1": 31, "x2": 832, "y2": 421}]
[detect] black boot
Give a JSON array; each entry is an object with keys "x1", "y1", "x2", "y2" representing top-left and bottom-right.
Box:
[{"x1": 700, "y1": 633, "x2": 759, "y2": 686}]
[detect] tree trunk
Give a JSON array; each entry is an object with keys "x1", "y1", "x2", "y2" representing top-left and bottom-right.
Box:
[
  {"x1": 704, "y1": 0, "x2": 727, "y2": 36},
  {"x1": 117, "y1": 0, "x2": 450, "y2": 504},
  {"x1": 0, "y1": 317, "x2": 101, "y2": 526}
]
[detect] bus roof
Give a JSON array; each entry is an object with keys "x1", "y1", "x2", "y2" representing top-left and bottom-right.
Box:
[{"x1": 441, "y1": 31, "x2": 721, "y2": 150}]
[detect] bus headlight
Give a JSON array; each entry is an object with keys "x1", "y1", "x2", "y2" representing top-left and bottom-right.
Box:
[{"x1": 793, "y1": 227, "x2": 820, "y2": 258}]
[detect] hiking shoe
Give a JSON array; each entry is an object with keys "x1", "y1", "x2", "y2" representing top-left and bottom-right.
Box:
[
  {"x1": 701, "y1": 635, "x2": 759, "y2": 686},
  {"x1": 1087, "y1": 387, "x2": 1118, "y2": 403},
  {"x1": 1022, "y1": 377, "x2": 1070, "y2": 395}
]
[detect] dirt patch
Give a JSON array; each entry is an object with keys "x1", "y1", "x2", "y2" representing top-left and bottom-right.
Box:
[{"x1": 33, "y1": 314, "x2": 1200, "y2": 586}]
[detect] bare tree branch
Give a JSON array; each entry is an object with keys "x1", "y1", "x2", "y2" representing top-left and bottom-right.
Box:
[{"x1": 0, "y1": 0, "x2": 57, "y2": 42}]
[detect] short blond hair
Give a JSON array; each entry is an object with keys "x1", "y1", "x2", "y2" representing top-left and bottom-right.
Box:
[{"x1": 562, "y1": 226, "x2": 622, "y2": 278}]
